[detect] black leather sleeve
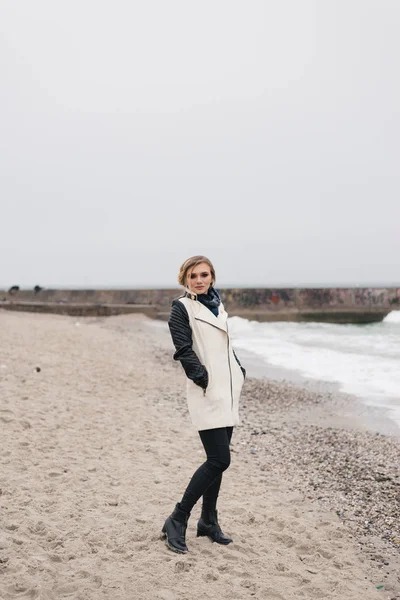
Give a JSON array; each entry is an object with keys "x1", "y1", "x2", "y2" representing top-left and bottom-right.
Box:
[
  {"x1": 168, "y1": 300, "x2": 209, "y2": 389},
  {"x1": 233, "y1": 349, "x2": 246, "y2": 379}
]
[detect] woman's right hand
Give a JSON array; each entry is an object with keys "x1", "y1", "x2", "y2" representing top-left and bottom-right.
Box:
[{"x1": 193, "y1": 367, "x2": 209, "y2": 391}]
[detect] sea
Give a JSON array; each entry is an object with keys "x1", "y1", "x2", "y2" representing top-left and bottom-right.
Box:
[{"x1": 228, "y1": 310, "x2": 400, "y2": 429}]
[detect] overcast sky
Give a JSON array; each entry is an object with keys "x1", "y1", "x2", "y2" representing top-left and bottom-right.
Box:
[{"x1": 1, "y1": 0, "x2": 399, "y2": 289}]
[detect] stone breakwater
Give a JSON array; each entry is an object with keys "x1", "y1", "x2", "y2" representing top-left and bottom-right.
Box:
[{"x1": 1, "y1": 287, "x2": 400, "y2": 323}]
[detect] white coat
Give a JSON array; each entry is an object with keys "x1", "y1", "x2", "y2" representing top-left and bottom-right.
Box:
[{"x1": 178, "y1": 295, "x2": 244, "y2": 431}]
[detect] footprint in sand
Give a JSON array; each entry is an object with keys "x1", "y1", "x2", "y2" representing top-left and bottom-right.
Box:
[
  {"x1": 28, "y1": 521, "x2": 47, "y2": 536},
  {"x1": 4, "y1": 583, "x2": 41, "y2": 599},
  {"x1": 76, "y1": 571, "x2": 102, "y2": 589},
  {"x1": 47, "y1": 553, "x2": 63, "y2": 562},
  {"x1": 259, "y1": 588, "x2": 285, "y2": 600},
  {"x1": 0, "y1": 535, "x2": 11, "y2": 550},
  {"x1": 0, "y1": 414, "x2": 15, "y2": 423},
  {"x1": 12, "y1": 537, "x2": 24, "y2": 546},
  {"x1": 174, "y1": 560, "x2": 193, "y2": 573},
  {"x1": 319, "y1": 548, "x2": 334, "y2": 560},
  {"x1": 157, "y1": 590, "x2": 177, "y2": 600},
  {"x1": 216, "y1": 563, "x2": 230, "y2": 573},
  {"x1": 47, "y1": 470, "x2": 64, "y2": 478},
  {"x1": 272, "y1": 533, "x2": 296, "y2": 548},
  {"x1": 296, "y1": 543, "x2": 316, "y2": 555},
  {"x1": 53, "y1": 582, "x2": 79, "y2": 596},
  {"x1": 130, "y1": 533, "x2": 147, "y2": 543},
  {"x1": 203, "y1": 571, "x2": 219, "y2": 581},
  {"x1": 230, "y1": 542, "x2": 258, "y2": 556},
  {"x1": 268, "y1": 516, "x2": 285, "y2": 531},
  {"x1": 197, "y1": 546, "x2": 213, "y2": 557},
  {"x1": 222, "y1": 552, "x2": 239, "y2": 562},
  {"x1": 240, "y1": 579, "x2": 256, "y2": 593}
]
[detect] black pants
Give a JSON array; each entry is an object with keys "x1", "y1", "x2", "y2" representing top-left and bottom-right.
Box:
[{"x1": 179, "y1": 426, "x2": 233, "y2": 515}]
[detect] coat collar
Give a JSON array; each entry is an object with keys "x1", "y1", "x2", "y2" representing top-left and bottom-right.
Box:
[
  {"x1": 183, "y1": 288, "x2": 198, "y2": 301},
  {"x1": 182, "y1": 289, "x2": 228, "y2": 332},
  {"x1": 193, "y1": 298, "x2": 228, "y2": 333}
]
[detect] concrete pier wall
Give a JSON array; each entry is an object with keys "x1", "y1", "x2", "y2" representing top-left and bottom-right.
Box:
[{"x1": 1, "y1": 287, "x2": 399, "y2": 323}]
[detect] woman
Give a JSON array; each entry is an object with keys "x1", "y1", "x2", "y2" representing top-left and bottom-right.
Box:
[{"x1": 161, "y1": 255, "x2": 246, "y2": 554}]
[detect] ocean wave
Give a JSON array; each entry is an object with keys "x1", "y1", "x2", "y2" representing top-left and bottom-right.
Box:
[
  {"x1": 228, "y1": 314, "x2": 400, "y2": 410},
  {"x1": 384, "y1": 310, "x2": 400, "y2": 323}
]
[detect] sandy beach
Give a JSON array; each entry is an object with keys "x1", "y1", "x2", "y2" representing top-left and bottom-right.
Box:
[{"x1": 1, "y1": 311, "x2": 399, "y2": 600}]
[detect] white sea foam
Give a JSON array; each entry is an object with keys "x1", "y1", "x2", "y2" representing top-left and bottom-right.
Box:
[
  {"x1": 384, "y1": 310, "x2": 400, "y2": 323},
  {"x1": 229, "y1": 311, "x2": 400, "y2": 426}
]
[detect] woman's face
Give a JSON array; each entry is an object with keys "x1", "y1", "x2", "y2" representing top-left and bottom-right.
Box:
[{"x1": 186, "y1": 262, "x2": 213, "y2": 294}]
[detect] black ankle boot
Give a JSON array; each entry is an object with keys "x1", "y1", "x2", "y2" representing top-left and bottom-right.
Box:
[
  {"x1": 161, "y1": 503, "x2": 190, "y2": 554},
  {"x1": 197, "y1": 508, "x2": 232, "y2": 545}
]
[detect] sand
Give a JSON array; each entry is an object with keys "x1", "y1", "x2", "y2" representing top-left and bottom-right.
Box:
[{"x1": 1, "y1": 311, "x2": 399, "y2": 600}]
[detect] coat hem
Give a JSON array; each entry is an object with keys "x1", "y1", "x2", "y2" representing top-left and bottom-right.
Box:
[{"x1": 195, "y1": 421, "x2": 240, "y2": 432}]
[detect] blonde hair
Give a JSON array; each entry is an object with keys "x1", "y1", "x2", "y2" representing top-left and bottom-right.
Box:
[{"x1": 178, "y1": 255, "x2": 216, "y2": 288}]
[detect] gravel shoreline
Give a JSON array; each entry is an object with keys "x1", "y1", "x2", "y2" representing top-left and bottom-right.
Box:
[
  {"x1": 238, "y1": 377, "x2": 400, "y2": 539},
  {"x1": 237, "y1": 378, "x2": 400, "y2": 594}
]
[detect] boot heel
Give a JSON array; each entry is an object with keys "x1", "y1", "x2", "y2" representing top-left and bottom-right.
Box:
[
  {"x1": 161, "y1": 506, "x2": 190, "y2": 553},
  {"x1": 196, "y1": 526, "x2": 207, "y2": 538}
]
